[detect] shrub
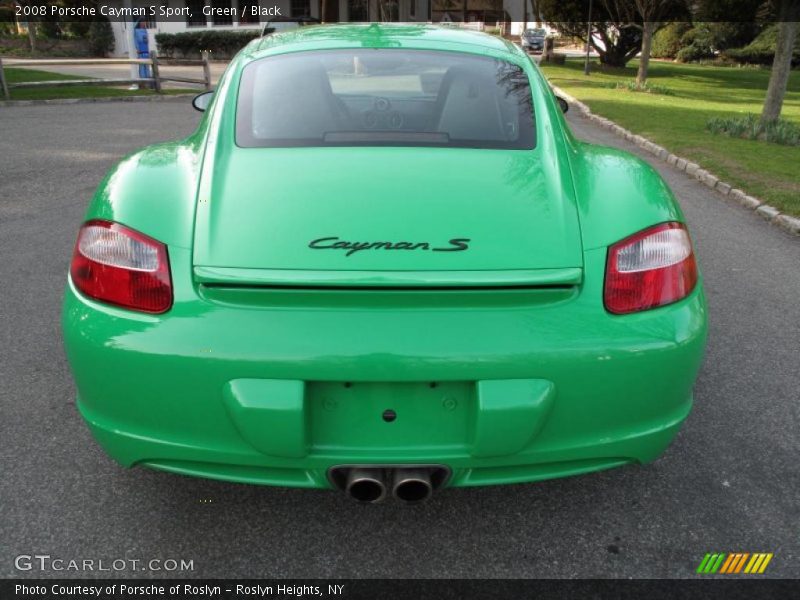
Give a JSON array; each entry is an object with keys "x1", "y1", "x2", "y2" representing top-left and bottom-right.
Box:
[
  {"x1": 676, "y1": 44, "x2": 715, "y2": 62},
  {"x1": 155, "y1": 31, "x2": 261, "y2": 59},
  {"x1": 651, "y1": 22, "x2": 692, "y2": 59},
  {"x1": 675, "y1": 26, "x2": 715, "y2": 63},
  {"x1": 707, "y1": 114, "x2": 800, "y2": 146},
  {"x1": 723, "y1": 25, "x2": 800, "y2": 66},
  {"x1": 88, "y1": 17, "x2": 114, "y2": 57}
]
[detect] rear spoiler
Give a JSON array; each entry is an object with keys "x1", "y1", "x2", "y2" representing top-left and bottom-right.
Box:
[{"x1": 193, "y1": 266, "x2": 583, "y2": 289}]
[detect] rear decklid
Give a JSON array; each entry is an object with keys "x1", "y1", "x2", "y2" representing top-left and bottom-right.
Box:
[{"x1": 192, "y1": 147, "x2": 583, "y2": 287}]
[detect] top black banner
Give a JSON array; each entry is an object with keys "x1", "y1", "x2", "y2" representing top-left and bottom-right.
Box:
[{"x1": 1, "y1": 0, "x2": 799, "y2": 24}]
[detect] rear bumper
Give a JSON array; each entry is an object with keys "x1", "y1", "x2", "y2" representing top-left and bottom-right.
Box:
[
  {"x1": 63, "y1": 246, "x2": 707, "y2": 490},
  {"x1": 78, "y1": 396, "x2": 691, "y2": 488}
]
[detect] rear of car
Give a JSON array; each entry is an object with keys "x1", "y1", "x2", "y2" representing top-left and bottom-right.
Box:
[
  {"x1": 521, "y1": 28, "x2": 546, "y2": 53},
  {"x1": 63, "y1": 26, "x2": 707, "y2": 501}
]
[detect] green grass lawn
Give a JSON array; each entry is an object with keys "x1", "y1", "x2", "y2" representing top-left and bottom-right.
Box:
[
  {"x1": 3, "y1": 67, "x2": 189, "y2": 101},
  {"x1": 540, "y1": 59, "x2": 800, "y2": 217}
]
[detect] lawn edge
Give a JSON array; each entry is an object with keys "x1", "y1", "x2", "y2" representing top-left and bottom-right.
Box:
[
  {"x1": 551, "y1": 85, "x2": 800, "y2": 237},
  {"x1": 0, "y1": 93, "x2": 196, "y2": 108}
]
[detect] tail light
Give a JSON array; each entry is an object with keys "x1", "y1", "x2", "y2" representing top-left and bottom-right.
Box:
[
  {"x1": 70, "y1": 220, "x2": 172, "y2": 314},
  {"x1": 604, "y1": 222, "x2": 697, "y2": 315}
]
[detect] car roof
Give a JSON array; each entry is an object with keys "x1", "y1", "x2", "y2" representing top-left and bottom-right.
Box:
[{"x1": 245, "y1": 23, "x2": 522, "y2": 61}]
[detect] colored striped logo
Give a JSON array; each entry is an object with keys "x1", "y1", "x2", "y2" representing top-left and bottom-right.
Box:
[{"x1": 696, "y1": 553, "x2": 773, "y2": 574}]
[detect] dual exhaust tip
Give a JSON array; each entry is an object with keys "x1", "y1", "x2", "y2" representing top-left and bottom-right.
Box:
[
  {"x1": 347, "y1": 468, "x2": 431, "y2": 504},
  {"x1": 331, "y1": 466, "x2": 449, "y2": 504}
]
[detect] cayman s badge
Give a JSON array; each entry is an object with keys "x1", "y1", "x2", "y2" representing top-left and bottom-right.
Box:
[{"x1": 309, "y1": 237, "x2": 470, "y2": 257}]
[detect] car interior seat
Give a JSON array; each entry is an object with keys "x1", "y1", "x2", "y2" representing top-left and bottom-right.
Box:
[
  {"x1": 433, "y1": 66, "x2": 508, "y2": 143},
  {"x1": 251, "y1": 60, "x2": 351, "y2": 140}
]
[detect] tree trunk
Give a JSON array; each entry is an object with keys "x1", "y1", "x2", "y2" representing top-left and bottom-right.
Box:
[
  {"x1": 596, "y1": 27, "x2": 642, "y2": 68},
  {"x1": 523, "y1": 0, "x2": 527, "y2": 31},
  {"x1": 27, "y1": 21, "x2": 36, "y2": 53},
  {"x1": 636, "y1": 21, "x2": 656, "y2": 87},
  {"x1": 320, "y1": 0, "x2": 327, "y2": 23},
  {"x1": 600, "y1": 46, "x2": 630, "y2": 68},
  {"x1": 761, "y1": 19, "x2": 799, "y2": 123}
]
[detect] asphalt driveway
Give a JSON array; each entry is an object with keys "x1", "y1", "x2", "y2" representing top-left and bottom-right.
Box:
[{"x1": 0, "y1": 99, "x2": 798, "y2": 579}]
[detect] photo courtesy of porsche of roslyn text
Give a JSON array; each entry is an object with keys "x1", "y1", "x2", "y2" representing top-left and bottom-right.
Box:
[{"x1": 1, "y1": 3, "x2": 799, "y2": 599}]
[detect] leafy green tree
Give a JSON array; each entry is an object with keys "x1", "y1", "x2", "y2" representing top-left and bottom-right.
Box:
[
  {"x1": 0, "y1": 7, "x2": 14, "y2": 36},
  {"x1": 609, "y1": 0, "x2": 689, "y2": 85},
  {"x1": 538, "y1": 0, "x2": 642, "y2": 67},
  {"x1": 693, "y1": 0, "x2": 764, "y2": 23},
  {"x1": 539, "y1": 0, "x2": 687, "y2": 74},
  {"x1": 13, "y1": 1, "x2": 37, "y2": 52},
  {"x1": 87, "y1": 16, "x2": 114, "y2": 57},
  {"x1": 692, "y1": 0, "x2": 764, "y2": 52}
]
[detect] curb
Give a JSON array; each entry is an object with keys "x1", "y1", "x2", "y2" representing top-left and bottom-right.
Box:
[
  {"x1": 0, "y1": 93, "x2": 196, "y2": 108},
  {"x1": 551, "y1": 85, "x2": 800, "y2": 237}
]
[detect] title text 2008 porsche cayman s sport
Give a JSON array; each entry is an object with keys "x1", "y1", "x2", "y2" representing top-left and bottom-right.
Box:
[{"x1": 63, "y1": 24, "x2": 707, "y2": 503}]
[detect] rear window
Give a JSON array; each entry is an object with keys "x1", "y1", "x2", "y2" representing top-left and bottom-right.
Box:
[{"x1": 236, "y1": 49, "x2": 535, "y2": 150}]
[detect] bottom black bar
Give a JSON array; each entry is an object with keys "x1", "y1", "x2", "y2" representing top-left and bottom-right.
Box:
[{"x1": 1, "y1": 579, "x2": 798, "y2": 600}]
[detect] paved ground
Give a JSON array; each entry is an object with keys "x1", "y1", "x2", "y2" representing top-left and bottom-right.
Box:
[{"x1": 0, "y1": 100, "x2": 798, "y2": 579}]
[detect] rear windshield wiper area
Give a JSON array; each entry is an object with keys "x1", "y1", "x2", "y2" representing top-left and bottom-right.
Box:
[{"x1": 322, "y1": 131, "x2": 450, "y2": 145}]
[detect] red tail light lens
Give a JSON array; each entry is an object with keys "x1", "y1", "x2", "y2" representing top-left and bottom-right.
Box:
[
  {"x1": 604, "y1": 222, "x2": 698, "y2": 315},
  {"x1": 70, "y1": 220, "x2": 172, "y2": 314}
]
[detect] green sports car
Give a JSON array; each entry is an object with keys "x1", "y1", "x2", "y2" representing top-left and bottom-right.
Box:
[{"x1": 62, "y1": 24, "x2": 707, "y2": 504}]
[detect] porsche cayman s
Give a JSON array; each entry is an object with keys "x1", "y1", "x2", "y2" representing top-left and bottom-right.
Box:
[{"x1": 62, "y1": 24, "x2": 707, "y2": 503}]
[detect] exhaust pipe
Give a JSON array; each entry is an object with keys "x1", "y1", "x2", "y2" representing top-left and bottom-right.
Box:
[
  {"x1": 392, "y1": 468, "x2": 433, "y2": 504},
  {"x1": 329, "y1": 465, "x2": 448, "y2": 504},
  {"x1": 345, "y1": 468, "x2": 387, "y2": 504}
]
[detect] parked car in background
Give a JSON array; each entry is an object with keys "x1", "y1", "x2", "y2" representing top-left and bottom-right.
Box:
[{"x1": 521, "y1": 28, "x2": 547, "y2": 53}]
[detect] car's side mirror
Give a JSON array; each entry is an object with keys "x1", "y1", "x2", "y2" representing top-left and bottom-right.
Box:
[
  {"x1": 556, "y1": 96, "x2": 569, "y2": 114},
  {"x1": 192, "y1": 91, "x2": 214, "y2": 112}
]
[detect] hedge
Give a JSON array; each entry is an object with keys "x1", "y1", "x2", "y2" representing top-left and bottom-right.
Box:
[
  {"x1": 723, "y1": 25, "x2": 800, "y2": 66},
  {"x1": 155, "y1": 30, "x2": 261, "y2": 59}
]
